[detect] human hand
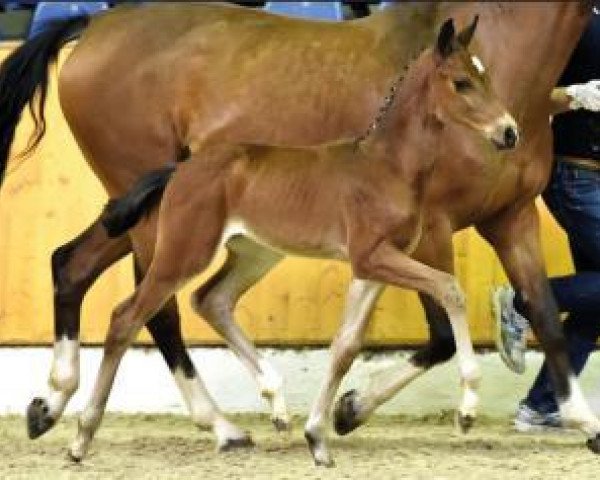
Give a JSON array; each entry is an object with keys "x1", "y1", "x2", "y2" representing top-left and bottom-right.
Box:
[{"x1": 566, "y1": 80, "x2": 600, "y2": 112}]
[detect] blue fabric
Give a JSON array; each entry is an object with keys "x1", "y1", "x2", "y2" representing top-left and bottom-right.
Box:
[
  {"x1": 524, "y1": 160, "x2": 600, "y2": 413},
  {"x1": 28, "y1": 2, "x2": 108, "y2": 39},
  {"x1": 264, "y1": 2, "x2": 343, "y2": 21},
  {"x1": 553, "y1": 13, "x2": 600, "y2": 161}
]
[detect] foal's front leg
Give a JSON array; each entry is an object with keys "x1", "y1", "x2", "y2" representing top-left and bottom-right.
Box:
[
  {"x1": 304, "y1": 279, "x2": 383, "y2": 467},
  {"x1": 352, "y1": 242, "x2": 480, "y2": 431}
]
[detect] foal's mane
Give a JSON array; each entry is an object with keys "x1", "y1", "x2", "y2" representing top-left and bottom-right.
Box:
[{"x1": 353, "y1": 48, "x2": 426, "y2": 149}]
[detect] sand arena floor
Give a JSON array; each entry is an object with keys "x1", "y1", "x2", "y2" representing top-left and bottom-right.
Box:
[{"x1": 0, "y1": 413, "x2": 596, "y2": 479}]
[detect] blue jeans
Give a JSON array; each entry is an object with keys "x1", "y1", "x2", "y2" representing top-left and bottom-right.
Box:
[{"x1": 524, "y1": 158, "x2": 600, "y2": 414}]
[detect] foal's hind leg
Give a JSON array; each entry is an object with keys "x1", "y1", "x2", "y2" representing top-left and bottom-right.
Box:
[
  {"x1": 27, "y1": 219, "x2": 131, "y2": 439},
  {"x1": 191, "y1": 236, "x2": 290, "y2": 430}
]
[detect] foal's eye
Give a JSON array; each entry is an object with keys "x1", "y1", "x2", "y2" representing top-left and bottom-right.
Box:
[{"x1": 453, "y1": 78, "x2": 473, "y2": 92}]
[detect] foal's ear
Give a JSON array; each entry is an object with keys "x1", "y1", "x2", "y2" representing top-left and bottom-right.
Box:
[
  {"x1": 436, "y1": 18, "x2": 456, "y2": 59},
  {"x1": 457, "y1": 15, "x2": 479, "y2": 48}
]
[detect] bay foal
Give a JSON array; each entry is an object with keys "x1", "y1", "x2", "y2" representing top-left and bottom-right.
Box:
[
  {"x1": 3, "y1": 3, "x2": 594, "y2": 452},
  {"x1": 75, "y1": 19, "x2": 518, "y2": 466}
]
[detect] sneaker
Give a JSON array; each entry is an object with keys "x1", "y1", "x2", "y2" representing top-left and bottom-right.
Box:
[
  {"x1": 491, "y1": 285, "x2": 528, "y2": 374},
  {"x1": 513, "y1": 402, "x2": 562, "y2": 432}
]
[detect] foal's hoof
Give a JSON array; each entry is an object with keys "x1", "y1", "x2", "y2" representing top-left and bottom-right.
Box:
[
  {"x1": 456, "y1": 412, "x2": 475, "y2": 434},
  {"x1": 586, "y1": 434, "x2": 600, "y2": 454},
  {"x1": 304, "y1": 431, "x2": 335, "y2": 468},
  {"x1": 218, "y1": 434, "x2": 255, "y2": 452},
  {"x1": 66, "y1": 449, "x2": 83, "y2": 464},
  {"x1": 27, "y1": 397, "x2": 56, "y2": 439},
  {"x1": 333, "y1": 389, "x2": 363, "y2": 436},
  {"x1": 272, "y1": 417, "x2": 292, "y2": 433}
]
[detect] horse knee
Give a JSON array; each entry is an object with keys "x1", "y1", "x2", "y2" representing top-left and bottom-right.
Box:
[{"x1": 437, "y1": 277, "x2": 466, "y2": 314}]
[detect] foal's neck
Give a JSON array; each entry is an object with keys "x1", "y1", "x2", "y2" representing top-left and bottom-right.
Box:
[{"x1": 359, "y1": 56, "x2": 435, "y2": 167}]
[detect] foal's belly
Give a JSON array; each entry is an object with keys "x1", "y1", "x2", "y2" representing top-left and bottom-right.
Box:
[{"x1": 220, "y1": 217, "x2": 348, "y2": 261}]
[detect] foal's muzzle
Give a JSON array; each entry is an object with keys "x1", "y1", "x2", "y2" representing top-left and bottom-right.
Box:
[{"x1": 489, "y1": 113, "x2": 520, "y2": 151}]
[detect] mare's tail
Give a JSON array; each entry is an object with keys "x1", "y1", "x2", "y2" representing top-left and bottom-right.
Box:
[
  {"x1": 0, "y1": 15, "x2": 90, "y2": 186},
  {"x1": 101, "y1": 166, "x2": 177, "y2": 238}
]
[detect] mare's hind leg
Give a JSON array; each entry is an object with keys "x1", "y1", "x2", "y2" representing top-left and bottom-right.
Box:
[
  {"x1": 333, "y1": 293, "x2": 458, "y2": 435},
  {"x1": 27, "y1": 218, "x2": 131, "y2": 439},
  {"x1": 191, "y1": 236, "x2": 290, "y2": 430},
  {"x1": 68, "y1": 170, "x2": 227, "y2": 461},
  {"x1": 136, "y1": 263, "x2": 254, "y2": 451}
]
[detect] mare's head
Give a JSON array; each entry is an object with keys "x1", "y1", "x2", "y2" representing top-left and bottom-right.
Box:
[{"x1": 420, "y1": 16, "x2": 519, "y2": 151}]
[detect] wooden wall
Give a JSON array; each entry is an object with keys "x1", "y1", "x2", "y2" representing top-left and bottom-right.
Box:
[{"x1": 0, "y1": 43, "x2": 574, "y2": 346}]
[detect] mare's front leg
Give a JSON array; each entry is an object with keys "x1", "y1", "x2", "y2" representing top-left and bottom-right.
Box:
[
  {"x1": 478, "y1": 202, "x2": 600, "y2": 451},
  {"x1": 28, "y1": 218, "x2": 131, "y2": 439}
]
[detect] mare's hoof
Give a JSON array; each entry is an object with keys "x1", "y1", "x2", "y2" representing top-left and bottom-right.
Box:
[
  {"x1": 587, "y1": 434, "x2": 600, "y2": 454},
  {"x1": 27, "y1": 397, "x2": 56, "y2": 439},
  {"x1": 456, "y1": 412, "x2": 475, "y2": 434},
  {"x1": 333, "y1": 389, "x2": 362, "y2": 436},
  {"x1": 218, "y1": 435, "x2": 255, "y2": 452},
  {"x1": 304, "y1": 431, "x2": 335, "y2": 468},
  {"x1": 272, "y1": 417, "x2": 292, "y2": 433}
]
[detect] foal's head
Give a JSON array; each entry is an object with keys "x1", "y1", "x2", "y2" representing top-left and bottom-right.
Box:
[{"x1": 421, "y1": 16, "x2": 519, "y2": 151}]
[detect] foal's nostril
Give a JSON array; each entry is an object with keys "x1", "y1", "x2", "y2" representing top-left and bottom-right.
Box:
[{"x1": 504, "y1": 126, "x2": 518, "y2": 149}]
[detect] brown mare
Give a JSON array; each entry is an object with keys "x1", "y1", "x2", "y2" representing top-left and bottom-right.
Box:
[
  {"x1": 96, "y1": 17, "x2": 516, "y2": 467},
  {"x1": 0, "y1": 0, "x2": 598, "y2": 462}
]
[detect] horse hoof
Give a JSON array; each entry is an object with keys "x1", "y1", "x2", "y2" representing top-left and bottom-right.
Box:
[
  {"x1": 67, "y1": 449, "x2": 83, "y2": 464},
  {"x1": 272, "y1": 417, "x2": 292, "y2": 433},
  {"x1": 456, "y1": 412, "x2": 475, "y2": 434},
  {"x1": 314, "y1": 457, "x2": 336, "y2": 468},
  {"x1": 333, "y1": 389, "x2": 363, "y2": 436},
  {"x1": 27, "y1": 397, "x2": 56, "y2": 439},
  {"x1": 586, "y1": 434, "x2": 600, "y2": 454},
  {"x1": 304, "y1": 431, "x2": 335, "y2": 468},
  {"x1": 218, "y1": 435, "x2": 255, "y2": 452}
]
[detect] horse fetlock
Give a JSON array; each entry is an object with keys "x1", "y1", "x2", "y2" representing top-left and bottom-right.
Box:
[
  {"x1": 559, "y1": 377, "x2": 600, "y2": 435},
  {"x1": 214, "y1": 416, "x2": 254, "y2": 451},
  {"x1": 460, "y1": 359, "x2": 481, "y2": 387},
  {"x1": 68, "y1": 432, "x2": 91, "y2": 463},
  {"x1": 258, "y1": 359, "x2": 287, "y2": 420}
]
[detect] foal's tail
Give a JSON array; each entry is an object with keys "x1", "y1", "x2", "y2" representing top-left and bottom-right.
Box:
[
  {"x1": 0, "y1": 15, "x2": 90, "y2": 186},
  {"x1": 101, "y1": 166, "x2": 177, "y2": 238}
]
